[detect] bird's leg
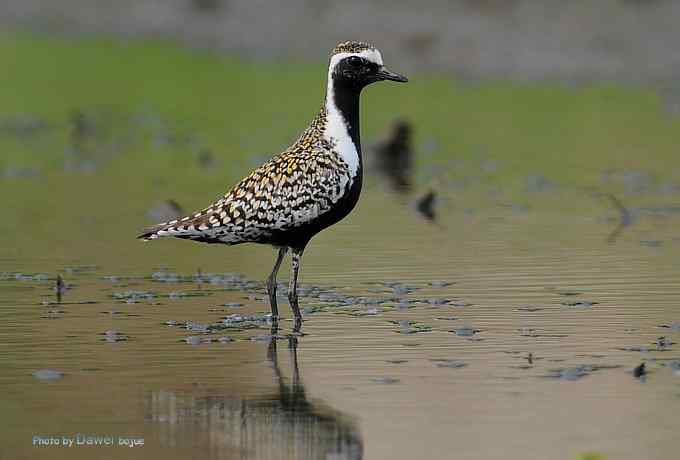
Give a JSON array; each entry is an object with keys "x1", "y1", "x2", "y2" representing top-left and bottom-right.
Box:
[
  {"x1": 288, "y1": 248, "x2": 304, "y2": 325},
  {"x1": 267, "y1": 247, "x2": 288, "y2": 320}
]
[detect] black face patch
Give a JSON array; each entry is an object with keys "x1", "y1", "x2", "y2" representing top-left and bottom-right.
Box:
[{"x1": 333, "y1": 56, "x2": 382, "y2": 89}]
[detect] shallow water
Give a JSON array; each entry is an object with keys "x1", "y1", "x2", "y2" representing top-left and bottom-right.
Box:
[{"x1": 2, "y1": 180, "x2": 680, "y2": 460}]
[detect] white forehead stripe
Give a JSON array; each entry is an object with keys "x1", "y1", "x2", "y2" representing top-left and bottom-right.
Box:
[{"x1": 328, "y1": 49, "x2": 384, "y2": 71}]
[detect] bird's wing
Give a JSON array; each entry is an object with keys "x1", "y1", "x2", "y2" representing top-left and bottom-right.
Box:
[{"x1": 139, "y1": 150, "x2": 350, "y2": 243}]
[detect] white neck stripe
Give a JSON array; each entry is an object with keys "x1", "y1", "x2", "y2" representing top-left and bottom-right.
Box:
[{"x1": 322, "y1": 48, "x2": 382, "y2": 179}]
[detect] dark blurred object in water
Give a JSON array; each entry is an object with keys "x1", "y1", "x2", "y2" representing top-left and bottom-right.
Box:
[
  {"x1": 415, "y1": 189, "x2": 437, "y2": 221},
  {"x1": 604, "y1": 193, "x2": 633, "y2": 244},
  {"x1": 369, "y1": 119, "x2": 413, "y2": 194},
  {"x1": 147, "y1": 200, "x2": 184, "y2": 223},
  {"x1": 197, "y1": 148, "x2": 217, "y2": 170},
  {"x1": 65, "y1": 109, "x2": 98, "y2": 173},
  {"x1": 69, "y1": 109, "x2": 94, "y2": 154},
  {"x1": 633, "y1": 362, "x2": 646, "y2": 378},
  {"x1": 55, "y1": 275, "x2": 65, "y2": 303}
]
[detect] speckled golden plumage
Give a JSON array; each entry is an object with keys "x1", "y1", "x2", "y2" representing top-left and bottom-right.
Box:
[
  {"x1": 141, "y1": 107, "x2": 352, "y2": 244},
  {"x1": 331, "y1": 41, "x2": 373, "y2": 55}
]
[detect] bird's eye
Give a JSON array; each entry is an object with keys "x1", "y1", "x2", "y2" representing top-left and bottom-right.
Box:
[{"x1": 347, "y1": 56, "x2": 363, "y2": 67}]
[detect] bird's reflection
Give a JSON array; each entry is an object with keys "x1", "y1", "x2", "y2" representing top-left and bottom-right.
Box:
[{"x1": 147, "y1": 326, "x2": 363, "y2": 459}]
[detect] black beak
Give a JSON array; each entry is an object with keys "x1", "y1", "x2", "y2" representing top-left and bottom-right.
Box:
[{"x1": 377, "y1": 66, "x2": 408, "y2": 82}]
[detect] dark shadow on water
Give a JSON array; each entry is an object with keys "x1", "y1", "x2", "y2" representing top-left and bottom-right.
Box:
[{"x1": 146, "y1": 325, "x2": 363, "y2": 459}]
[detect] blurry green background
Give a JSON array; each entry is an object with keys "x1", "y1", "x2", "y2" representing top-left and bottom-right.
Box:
[
  {"x1": 2, "y1": 4, "x2": 680, "y2": 460},
  {"x1": 1, "y1": 0, "x2": 679, "y2": 269}
]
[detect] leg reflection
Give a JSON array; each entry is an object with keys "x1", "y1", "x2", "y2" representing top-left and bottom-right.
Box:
[{"x1": 148, "y1": 327, "x2": 362, "y2": 459}]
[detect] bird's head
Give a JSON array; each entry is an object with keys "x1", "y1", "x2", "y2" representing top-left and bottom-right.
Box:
[{"x1": 328, "y1": 41, "x2": 408, "y2": 91}]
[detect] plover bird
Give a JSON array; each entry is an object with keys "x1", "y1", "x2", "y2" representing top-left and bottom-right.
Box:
[{"x1": 139, "y1": 41, "x2": 407, "y2": 325}]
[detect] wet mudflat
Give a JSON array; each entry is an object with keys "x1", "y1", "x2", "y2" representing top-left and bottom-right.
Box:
[{"x1": 2, "y1": 187, "x2": 680, "y2": 460}]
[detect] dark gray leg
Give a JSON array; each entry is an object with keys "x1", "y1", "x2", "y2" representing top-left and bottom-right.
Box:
[
  {"x1": 267, "y1": 247, "x2": 288, "y2": 319},
  {"x1": 287, "y1": 248, "x2": 304, "y2": 324}
]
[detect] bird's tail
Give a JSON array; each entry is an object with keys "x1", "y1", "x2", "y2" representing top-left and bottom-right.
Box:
[
  {"x1": 137, "y1": 216, "x2": 204, "y2": 241},
  {"x1": 137, "y1": 224, "x2": 166, "y2": 241},
  {"x1": 137, "y1": 218, "x2": 188, "y2": 240}
]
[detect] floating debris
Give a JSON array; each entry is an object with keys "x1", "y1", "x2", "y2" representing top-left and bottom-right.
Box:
[
  {"x1": 185, "y1": 321, "x2": 210, "y2": 333},
  {"x1": 350, "y1": 308, "x2": 382, "y2": 317},
  {"x1": 32, "y1": 369, "x2": 64, "y2": 381},
  {"x1": 165, "y1": 290, "x2": 211, "y2": 299},
  {"x1": 451, "y1": 326, "x2": 480, "y2": 337},
  {"x1": 545, "y1": 364, "x2": 622, "y2": 381},
  {"x1": 223, "y1": 313, "x2": 273, "y2": 325},
  {"x1": 390, "y1": 320, "x2": 432, "y2": 334},
  {"x1": 517, "y1": 306, "x2": 544, "y2": 312},
  {"x1": 414, "y1": 190, "x2": 437, "y2": 221},
  {"x1": 617, "y1": 345, "x2": 650, "y2": 353},
  {"x1": 385, "y1": 359, "x2": 408, "y2": 364},
  {"x1": 658, "y1": 321, "x2": 680, "y2": 332},
  {"x1": 655, "y1": 336, "x2": 675, "y2": 349},
  {"x1": 111, "y1": 290, "x2": 155, "y2": 302},
  {"x1": 449, "y1": 301, "x2": 473, "y2": 308},
  {"x1": 561, "y1": 300, "x2": 598, "y2": 308},
  {"x1": 151, "y1": 270, "x2": 182, "y2": 283},
  {"x1": 633, "y1": 363, "x2": 647, "y2": 378},
  {"x1": 430, "y1": 359, "x2": 467, "y2": 369},
  {"x1": 20, "y1": 273, "x2": 50, "y2": 282},
  {"x1": 428, "y1": 280, "x2": 453, "y2": 288},
  {"x1": 422, "y1": 298, "x2": 454, "y2": 307},
  {"x1": 40, "y1": 308, "x2": 65, "y2": 319},
  {"x1": 100, "y1": 330, "x2": 129, "y2": 343}
]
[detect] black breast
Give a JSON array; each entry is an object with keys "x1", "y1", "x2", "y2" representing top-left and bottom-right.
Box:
[{"x1": 267, "y1": 169, "x2": 362, "y2": 251}]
